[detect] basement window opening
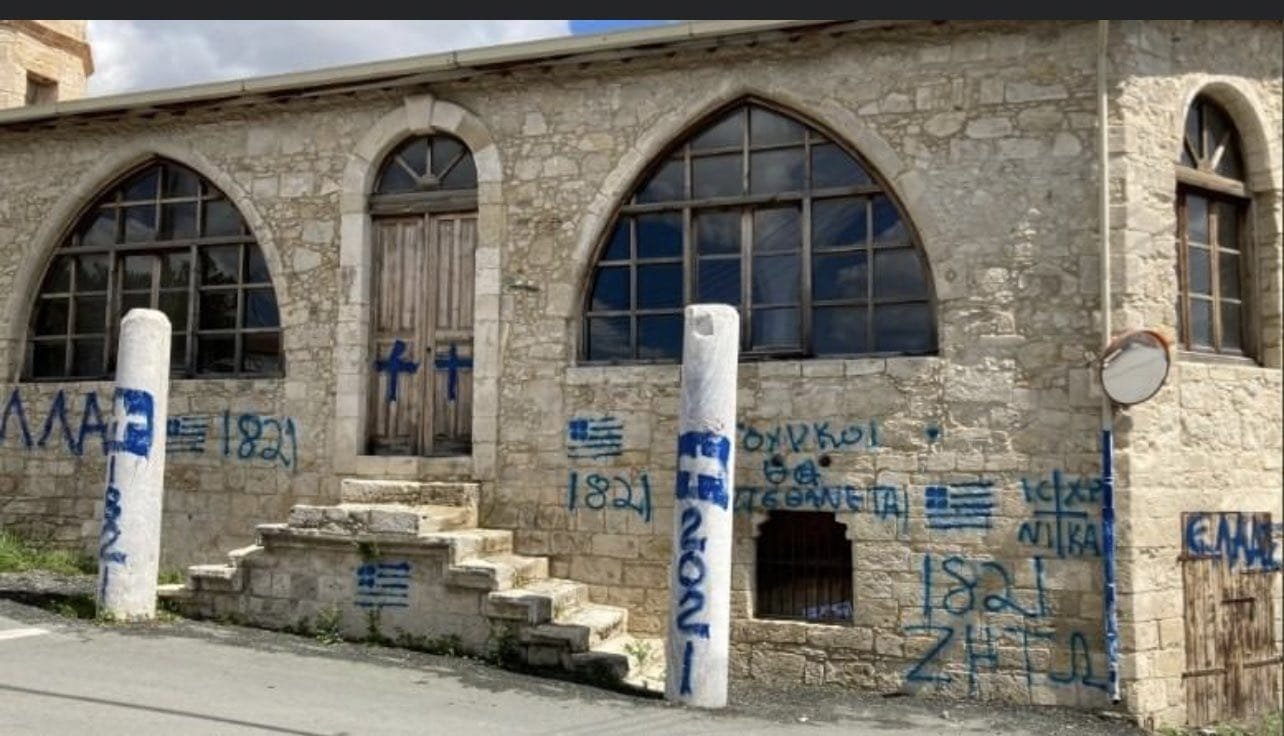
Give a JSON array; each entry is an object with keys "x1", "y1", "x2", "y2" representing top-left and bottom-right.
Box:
[{"x1": 755, "y1": 510, "x2": 853, "y2": 623}]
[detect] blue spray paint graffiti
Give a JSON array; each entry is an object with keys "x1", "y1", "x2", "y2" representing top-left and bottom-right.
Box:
[
  {"x1": 374, "y1": 339, "x2": 419, "y2": 402},
  {"x1": 1183, "y1": 512, "x2": 1279, "y2": 570},
  {"x1": 673, "y1": 430, "x2": 730, "y2": 696},
  {"x1": 1017, "y1": 470, "x2": 1102, "y2": 558},
  {"x1": 433, "y1": 343, "x2": 472, "y2": 403},
  {"x1": 98, "y1": 455, "x2": 128, "y2": 598},
  {"x1": 355, "y1": 561, "x2": 411, "y2": 609},
  {"x1": 0, "y1": 388, "x2": 299, "y2": 468},
  {"x1": 97, "y1": 387, "x2": 156, "y2": 599},
  {"x1": 736, "y1": 419, "x2": 879, "y2": 454},
  {"x1": 924, "y1": 482, "x2": 995, "y2": 530},
  {"x1": 566, "y1": 471, "x2": 653, "y2": 523},
  {"x1": 567, "y1": 416, "x2": 624, "y2": 460},
  {"x1": 733, "y1": 484, "x2": 909, "y2": 527}
]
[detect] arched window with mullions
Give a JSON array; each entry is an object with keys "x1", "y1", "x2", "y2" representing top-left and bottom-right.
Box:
[
  {"x1": 1175, "y1": 95, "x2": 1253, "y2": 358},
  {"x1": 25, "y1": 160, "x2": 283, "y2": 380},
  {"x1": 582, "y1": 101, "x2": 936, "y2": 363}
]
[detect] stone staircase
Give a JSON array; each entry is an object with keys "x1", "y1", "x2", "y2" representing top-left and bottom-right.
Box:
[{"x1": 160, "y1": 479, "x2": 664, "y2": 693}]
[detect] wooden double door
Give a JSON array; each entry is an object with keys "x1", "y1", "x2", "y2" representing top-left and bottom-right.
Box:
[{"x1": 368, "y1": 212, "x2": 476, "y2": 456}]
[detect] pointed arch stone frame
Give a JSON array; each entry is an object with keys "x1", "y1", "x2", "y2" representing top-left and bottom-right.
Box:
[
  {"x1": 1171, "y1": 79, "x2": 1283, "y2": 368},
  {"x1": 333, "y1": 94, "x2": 503, "y2": 480},
  {"x1": 1, "y1": 142, "x2": 288, "y2": 383},
  {"x1": 565, "y1": 83, "x2": 946, "y2": 356}
]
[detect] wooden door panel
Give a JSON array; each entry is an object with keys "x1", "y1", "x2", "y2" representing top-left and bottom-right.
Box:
[
  {"x1": 369, "y1": 218, "x2": 427, "y2": 455},
  {"x1": 428, "y1": 214, "x2": 475, "y2": 452}
]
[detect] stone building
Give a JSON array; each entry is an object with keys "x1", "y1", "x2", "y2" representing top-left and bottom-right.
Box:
[
  {"x1": 0, "y1": 19, "x2": 1279, "y2": 729},
  {"x1": 0, "y1": 20, "x2": 91, "y2": 108}
]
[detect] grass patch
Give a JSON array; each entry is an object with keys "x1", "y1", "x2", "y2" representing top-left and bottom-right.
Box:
[
  {"x1": 1158, "y1": 711, "x2": 1283, "y2": 736},
  {"x1": 0, "y1": 529, "x2": 95, "y2": 576}
]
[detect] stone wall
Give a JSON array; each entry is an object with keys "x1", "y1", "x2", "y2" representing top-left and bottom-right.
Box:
[
  {"x1": 0, "y1": 20, "x2": 90, "y2": 109},
  {"x1": 0, "y1": 19, "x2": 1278, "y2": 723}
]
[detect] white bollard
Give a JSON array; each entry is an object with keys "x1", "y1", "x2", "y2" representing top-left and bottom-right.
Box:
[
  {"x1": 97, "y1": 308, "x2": 170, "y2": 621},
  {"x1": 666, "y1": 304, "x2": 738, "y2": 708}
]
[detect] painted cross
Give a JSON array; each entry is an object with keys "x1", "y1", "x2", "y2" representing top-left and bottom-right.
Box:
[
  {"x1": 434, "y1": 343, "x2": 473, "y2": 403},
  {"x1": 676, "y1": 431, "x2": 731, "y2": 510},
  {"x1": 375, "y1": 339, "x2": 419, "y2": 402}
]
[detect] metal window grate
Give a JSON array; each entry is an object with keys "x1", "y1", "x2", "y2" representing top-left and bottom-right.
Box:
[{"x1": 755, "y1": 511, "x2": 853, "y2": 623}]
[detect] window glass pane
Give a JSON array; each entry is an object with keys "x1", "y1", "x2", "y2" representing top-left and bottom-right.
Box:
[
  {"x1": 122, "y1": 255, "x2": 153, "y2": 290},
  {"x1": 120, "y1": 292, "x2": 150, "y2": 317},
  {"x1": 602, "y1": 221, "x2": 630, "y2": 261},
  {"x1": 690, "y1": 108, "x2": 744, "y2": 151},
  {"x1": 813, "y1": 306, "x2": 868, "y2": 355},
  {"x1": 692, "y1": 154, "x2": 742, "y2": 199},
  {"x1": 1186, "y1": 195, "x2": 1209, "y2": 244},
  {"x1": 1205, "y1": 104, "x2": 1231, "y2": 164},
  {"x1": 431, "y1": 137, "x2": 464, "y2": 178},
  {"x1": 1217, "y1": 251, "x2": 1241, "y2": 301},
  {"x1": 697, "y1": 259, "x2": 741, "y2": 305},
  {"x1": 811, "y1": 143, "x2": 871, "y2": 189},
  {"x1": 1215, "y1": 137, "x2": 1243, "y2": 179},
  {"x1": 813, "y1": 252, "x2": 868, "y2": 301},
  {"x1": 201, "y1": 246, "x2": 240, "y2": 285},
  {"x1": 812, "y1": 197, "x2": 866, "y2": 249},
  {"x1": 74, "y1": 296, "x2": 106, "y2": 333},
  {"x1": 34, "y1": 299, "x2": 68, "y2": 336},
  {"x1": 872, "y1": 196, "x2": 908, "y2": 244},
  {"x1": 245, "y1": 245, "x2": 271, "y2": 283},
  {"x1": 1189, "y1": 298, "x2": 1213, "y2": 347},
  {"x1": 243, "y1": 289, "x2": 280, "y2": 328},
  {"x1": 637, "y1": 158, "x2": 684, "y2": 204},
  {"x1": 377, "y1": 161, "x2": 418, "y2": 194},
  {"x1": 637, "y1": 263, "x2": 683, "y2": 309},
  {"x1": 590, "y1": 266, "x2": 630, "y2": 312},
  {"x1": 161, "y1": 253, "x2": 190, "y2": 288},
  {"x1": 70, "y1": 338, "x2": 104, "y2": 376},
  {"x1": 78, "y1": 210, "x2": 117, "y2": 247},
  {"x1": 122, "y1": 205, "x2": 157, "y2": 243},
  {"x1": 241, "y1": 332, "x2": 282, "y2": 373},
  {"x1": 441, "y1": 154, "x2": 477, "y2": 190},
  {"x1": 1185, "y1": 104, "x2": 1201, "y2": 159},
  {"x1": 636, "y1": 213, "x2": 682, "y2": 259},
  {"x1": 587, "y1": 316, "x2": 631, "y2": 361},
  {"x1": 1220, "y1": 303, "x2": 1242, "y2": 352},
  {"x1": 873, "y1": 248, "x2": 929, "y2": 300},
  {"x1": 163, "y1": 165, "x2": 200, "y2": 197},
  {"x1": 203, "y1": 199, "x2": 242, "y2": 237},
  {"x1": 31, "y1": 341, "x2": 65, "y2": 377},
  {"x1": 754, "y1": 206, "x2": 800, "y2": 253},
  {"x1": 77, "y1": 255, "x2": 110, "y2": 291},
  {"x1": 873, "y1": 303, "x2": 934, "y2": 353},
  {"x1": 750, "y1": 107, "x2": 804, "y2": 147},
  {"x1": 1216, "y1": 202, "x2": 1239, "y2": 250},
  {"x1": 196, "y1": 335, "x2": 236, "y2": 373},
  {"x1": 1188, "y1": 245, "x2": 1211, "y2": 295},
  {"x1": 638, "y1": 314, "x2": 683, "y2": 360},
  {"x1": 695, "y1": 210, "x2": 740, "y2": 255},
  {"x1": 41, "y1": 256, "x2": 72, "y2": 292},
  {"x1": 170, "y1": 336, "x2": 187, "y2": 368},
  {"x1": 199, "y1": 292, "x2": 238, "y2": 329},
  {"x1": 753, "y1": 255, "x2": 800, "y2": 305},
  {"x1": 122, "y1": 168, "x2": 159, "y2": 201},
  {"x1": 1180, "y1": 144, "x2": 1196, "y2": 168},
  {"x1": 161, "y1": 202, "x2": 198, "y2": 239},
  {"x1": 159, "y1": 292, "x2": 189, "y2": 330},
  {"x1": 751, "y1": 307, "x2": 800, "y2": 348},
  {"x1": 750, "y1": 148, "x2": 805, "y2": 195}
]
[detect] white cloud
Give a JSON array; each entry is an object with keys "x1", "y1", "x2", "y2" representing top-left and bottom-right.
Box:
[{"x1": 85, "y1": 20, "x2": 573, "y2": 97}]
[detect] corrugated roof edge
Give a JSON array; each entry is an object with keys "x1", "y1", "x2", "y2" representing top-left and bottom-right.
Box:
[{"x1": 0, "y1": 19, "x2": 891, "y2": 128}]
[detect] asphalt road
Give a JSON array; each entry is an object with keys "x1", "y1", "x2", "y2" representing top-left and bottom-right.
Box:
[{"x1": 0, "y1": 598, "x2": 1147, "y2": 736}]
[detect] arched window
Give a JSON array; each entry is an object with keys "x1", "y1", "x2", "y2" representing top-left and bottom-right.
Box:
[
  {"x1": 370, "y1": 133, "x2": 477, "y2": 212},
  {"x1": 26, "y1": 160, "x2": 282, "y2": 379},
  {"x1": 582, "y1": 101, "x2": 935, "y2": 363},
  {"x1": 1176, "y1": 96, "x2": 1251, "y2": 357}
]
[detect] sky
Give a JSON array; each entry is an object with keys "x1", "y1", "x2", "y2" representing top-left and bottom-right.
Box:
[{"x1": 84, "y1": 20, "x2": 672, "y2": 97}]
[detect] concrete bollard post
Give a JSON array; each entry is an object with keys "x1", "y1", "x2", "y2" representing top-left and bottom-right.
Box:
[
  {"x1": 666, "y1": 304, "x2": 738, "y2": 708},
  {"x1": 97, "y1": 308, "x2": 170, "y2": 621}
]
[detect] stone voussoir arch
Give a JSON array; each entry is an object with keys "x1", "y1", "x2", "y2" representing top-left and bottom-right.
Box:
[
  {"x1": 1, "y1": 140, "x2": 286, "y2": 383},
  {"x1": 333, "y1": 93, "x2": 504, "y2": 479},
  {"x1": 566, "y1": 80, "x2": 946, "y2": 325}
]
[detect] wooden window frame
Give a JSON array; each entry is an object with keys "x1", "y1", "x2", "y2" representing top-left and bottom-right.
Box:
[{"x1": 25, "y1": 161, "x2": 284, "y2": 381}]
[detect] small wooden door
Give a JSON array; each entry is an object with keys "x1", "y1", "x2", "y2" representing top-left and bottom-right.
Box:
[
  {"x1": 1181, "y1": 512, "x2": 1282, "y2": 727},
  {"x1": 369, "y1": 213, "x2": 475, "y2": 456}
]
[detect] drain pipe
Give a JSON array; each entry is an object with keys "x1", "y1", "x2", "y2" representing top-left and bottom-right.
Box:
[{"x1": 1096, "y1": 19, "x2": 1122, "y2": 705}]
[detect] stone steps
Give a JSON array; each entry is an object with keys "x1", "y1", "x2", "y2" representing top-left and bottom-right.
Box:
[
  {"x1": 339, "y1": 479, "x2": 479, "y2": 507},
  {"x1": 446, "y1": 553, "x2": 549, "y2": 590},
  {"x1": 484, "y1": 578, "x2": 587, "y2": 624},
  {"x1": 521, "y1": 602, "x2": 628, "y2": 651},
  {"x1": 287, "y1": 503, "x2": 475, "y2": 536}
]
